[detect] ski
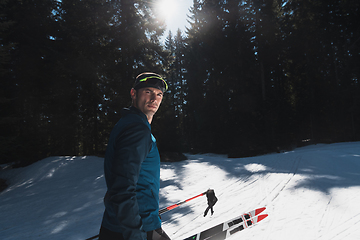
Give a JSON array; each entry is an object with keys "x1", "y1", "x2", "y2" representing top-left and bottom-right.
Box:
[
  {"x1": 183, "y1": 207, "x2": 267, "y2": 240},
  {"x1": 85, "y1": 190, "x2": 215, "y2": 240},
  {"x1": 85, "y1": 208, "x2": 267, "y2": 240}
]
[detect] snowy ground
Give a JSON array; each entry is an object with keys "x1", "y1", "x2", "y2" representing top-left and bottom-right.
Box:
[{"x1": 1, "y1": 142, "x2": 360, "y2": 240}]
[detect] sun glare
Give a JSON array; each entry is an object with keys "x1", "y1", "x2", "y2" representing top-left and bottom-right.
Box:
[{"x1": 155, "y1": 0, "x2": 178, "y2": 21}]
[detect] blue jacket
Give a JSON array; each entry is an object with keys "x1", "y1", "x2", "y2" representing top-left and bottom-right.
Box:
[{"x1": 101, "y1": 107, "x2": 161, "y2": 240}]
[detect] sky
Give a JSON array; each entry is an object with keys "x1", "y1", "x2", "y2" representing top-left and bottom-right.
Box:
[
  {"x1": 154, "y1": 0, "x2": 193, "y2": 40},
  {"x1": 1, "y1": 142, "x2": 360, "y2": 239}
]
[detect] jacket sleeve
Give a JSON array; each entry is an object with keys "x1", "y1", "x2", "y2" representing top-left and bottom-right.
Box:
[{"x1": 108, "y1": 122, "x2": 152, "y2": 240}]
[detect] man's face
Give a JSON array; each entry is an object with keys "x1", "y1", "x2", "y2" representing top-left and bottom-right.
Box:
[{"x1": 131, "y1": 87, "x2": 163, "y2": 121}]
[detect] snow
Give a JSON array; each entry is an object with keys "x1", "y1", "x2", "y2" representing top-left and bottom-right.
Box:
[{"x1": 1, "y1": 142, "x2": 360, "y2": 240}]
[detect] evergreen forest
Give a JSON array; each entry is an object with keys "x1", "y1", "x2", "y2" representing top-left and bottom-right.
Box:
[{"x1": 1, "y1": 0, "x2": 359, "y2": 166}]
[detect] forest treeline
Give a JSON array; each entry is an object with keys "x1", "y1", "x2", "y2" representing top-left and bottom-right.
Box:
[{"x1": 0, "y1": 0, "x2": 359, "y2": 166}]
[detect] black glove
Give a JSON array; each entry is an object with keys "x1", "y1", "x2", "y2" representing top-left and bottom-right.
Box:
[
  {"x1": 147, "y1": 228, "x2": 171, "y2": 240},
  {"x1": 204, "y1": 189, "x2": 218, "y2": 217}
]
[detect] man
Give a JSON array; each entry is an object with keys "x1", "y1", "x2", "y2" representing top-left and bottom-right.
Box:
[{"x1": 99, "y1": 72, "x2": 171, "y2": 240}]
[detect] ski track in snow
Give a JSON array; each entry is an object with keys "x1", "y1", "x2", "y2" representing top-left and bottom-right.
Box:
[{"x1": 1, "y1": 142, "x2": 360, "y2": 240}]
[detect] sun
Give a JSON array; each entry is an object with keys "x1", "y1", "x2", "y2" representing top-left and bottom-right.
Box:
[{"x1": 154, "y1": 0, "x2": 178, "y2": 21}]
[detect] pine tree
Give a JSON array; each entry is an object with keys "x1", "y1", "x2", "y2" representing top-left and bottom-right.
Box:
[{"x1": 0, "y1": 0, "x2": 17, "y2": 163}]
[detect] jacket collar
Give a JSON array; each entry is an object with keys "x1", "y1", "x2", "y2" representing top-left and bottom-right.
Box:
[{"x1": 121, "y1": 106, "x2": 150, "y2": 126}]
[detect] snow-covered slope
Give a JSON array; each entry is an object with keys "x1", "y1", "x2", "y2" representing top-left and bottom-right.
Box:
[{"x1": 1, "y1": 142, "x2": 360, "y2": 240}]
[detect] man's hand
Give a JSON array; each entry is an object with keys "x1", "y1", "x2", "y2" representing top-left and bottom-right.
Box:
[{"x1": 204, "y1": 189, "x2": 218, "y2": 217}]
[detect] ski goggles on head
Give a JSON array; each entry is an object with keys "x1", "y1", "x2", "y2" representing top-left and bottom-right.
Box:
[{"x1": 135, "y1": 76, "x2": 168, "y2": 92}]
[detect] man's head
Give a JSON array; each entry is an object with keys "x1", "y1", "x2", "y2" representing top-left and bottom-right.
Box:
[{"x1": 131, "y1": 72, "x2": 167, "y2": 123}]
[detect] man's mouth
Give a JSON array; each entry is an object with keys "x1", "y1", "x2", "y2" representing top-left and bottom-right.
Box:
[{"x1": 148, "y1": 104, "x2": 158, "y2": 109}]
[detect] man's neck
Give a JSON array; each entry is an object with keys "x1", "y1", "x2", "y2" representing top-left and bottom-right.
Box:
[
  {"x1": 131, "y1": 105, "x2": 153, "y2": 124},
  {"x1": 145, "y1": 114, "x2": 153, "y2": 124}
]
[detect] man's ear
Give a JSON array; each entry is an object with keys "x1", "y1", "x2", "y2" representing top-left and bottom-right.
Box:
[{"x1": 130, "y1": 88, "x2": 136, "y2": 100}]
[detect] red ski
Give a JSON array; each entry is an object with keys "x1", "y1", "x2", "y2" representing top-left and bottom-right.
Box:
[{"x1": 183, "y1": 207, "x2": 268, "y2": 240}]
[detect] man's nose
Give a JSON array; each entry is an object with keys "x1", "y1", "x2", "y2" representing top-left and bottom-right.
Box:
[{"x1": 150, "y1": 93, "x2": 158, "y2": 102}]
